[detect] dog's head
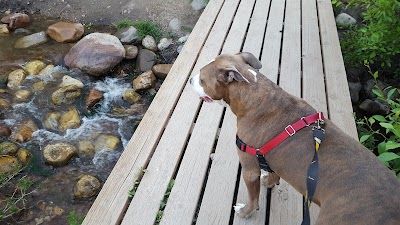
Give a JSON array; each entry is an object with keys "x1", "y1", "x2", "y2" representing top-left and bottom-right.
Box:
[{"x1": 189, "y1": 52, "x2": 262, "y2": 104}]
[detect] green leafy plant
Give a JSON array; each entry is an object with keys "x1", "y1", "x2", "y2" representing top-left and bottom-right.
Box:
[
  {"x1": 114, "y1": 19, "x2": 162, "y2": 42},
  {"x1": 128, "y1": 167, "x2": 145, "y2": 198},
  {"x1": 340, "y1": 0, "x2": 400, "y2": 70},
  {"x1": 67, "y1": 211, "x2": 85, "y2": 225},
  {"x1": 154, "y1": 179, "x2": 174, "y2": 224},
  {"x1": 357, "y1": 63, "x2": 400, "y2": 177},
  {"x1": 0, "y1": 172, "x2": 35, "y2": 221}
]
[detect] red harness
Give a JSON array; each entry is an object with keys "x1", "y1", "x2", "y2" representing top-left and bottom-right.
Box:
[{"x1": 236, "y1": 112, "x2": 324, "y2": 156}]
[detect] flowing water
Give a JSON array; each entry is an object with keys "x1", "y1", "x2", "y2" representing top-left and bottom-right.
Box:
[{"x1": 0, "y1": 16, "x2": 157, "y2": 224}]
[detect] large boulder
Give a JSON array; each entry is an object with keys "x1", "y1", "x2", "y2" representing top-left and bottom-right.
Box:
[
  {"x1": 64, "y1": 33, "x2": 125, "y2": 76},
  {"x1": 47, "y1": 22, "x2": 84, "y2": 43},
  {"x1": 43, "y1": 143, "x2": 77, "y2": 167},
  {"x1": 14, "y1": 31, "x2": 49, "y2": 49},
  {"x1": 1, "y1": 13, "x2": 31, "y2": 30}
]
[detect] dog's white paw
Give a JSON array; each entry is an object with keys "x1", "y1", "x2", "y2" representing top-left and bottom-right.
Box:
[
  {"x1": 233, "y1": 203, "x2": 246, "y2": 213},
  {"x1": 261, "y1": 170, "x2": 268, "y2": 179}
]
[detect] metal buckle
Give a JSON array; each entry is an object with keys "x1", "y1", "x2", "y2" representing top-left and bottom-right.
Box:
[
  {"x1": 285, "y1": 125, "x2": 296, "y2": 136},
  {"x1": 301, "y1": 117, "x2": 310, "y2": 127}
]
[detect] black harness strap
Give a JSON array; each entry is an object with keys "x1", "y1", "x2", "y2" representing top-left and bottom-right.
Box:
[{"x1": 236, "y1": 136, "x2": 274, "y2": 173}]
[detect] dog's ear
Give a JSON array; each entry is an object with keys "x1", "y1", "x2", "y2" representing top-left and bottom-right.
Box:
[
  {"x1": 237, "y1": 52, "x2": 262, "y2": 69},
  {"x1": 218, "y1": 66, "x2": 250, "y2": 84}
]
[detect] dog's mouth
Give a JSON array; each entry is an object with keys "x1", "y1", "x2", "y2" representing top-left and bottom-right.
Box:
[{"x1": 200, "y1": 96, "x2": 213, "y2": 103}]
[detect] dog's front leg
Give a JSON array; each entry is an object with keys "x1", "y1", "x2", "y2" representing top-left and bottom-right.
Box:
[{"x1": 234, "y1": 151, "x2": 261, "y2": 218}]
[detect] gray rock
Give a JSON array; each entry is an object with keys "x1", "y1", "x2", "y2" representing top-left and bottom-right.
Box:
[
  {"x1": 169, "y1": 18, "x2": 181, "y2": 32},
  {"x1": 124, "y1": 45, "x2": 138, "y2": 59},
  {"x1": 158, "y1": 38, "x2": 173, "y2": 51},
  {"x1": 191, "y1": 0, "x2": 207, "y2": 11},
  {"x1": 348, "y1": 82, "x2": 362, "y2": 103},
  {"x1": 177, "y1": 45, "x2": 184, "y2": 53},
  {"x1": 178, "y1": 34, "x2": 190, "y2": 43},
  {"x1": 142, "y1": 35, "x2": 157, "y2": 52},
  {"x1": 364, "y1": 79, "x2": 386, "y2": 99},
  {"x1": 136, "y1": 49, "x2": 156, "y2": 72},
  {"x1": 336, "y1": 13, "x2": 357, "y2": 27},
  {"x1": 14, "y1": 31, "x2": 49, "y2": 49},
  {"x1": 114, "y1": 26, "x2": 138, "y2": 43},
  {"x1": 13, "y1": 28, "x2": 31, "y2": 35},
  {"x1": 64, "y1": 33, "x2": 125, "y2": 76},
  {"x1": 359, "y1": 99, "x2": 390, "y2": 115}
]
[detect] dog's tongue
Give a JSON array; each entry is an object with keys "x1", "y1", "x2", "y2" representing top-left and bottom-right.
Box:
[{"x1": 200, "y1": 96, "x2": 213, "y2": 103}]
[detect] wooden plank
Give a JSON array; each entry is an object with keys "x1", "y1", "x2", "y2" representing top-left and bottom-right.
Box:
[
  {"x1": 159, "y1": 104, "x2": 224, "y2": 225},
  {"x1": 260, "y1": 0, "x2": 285, "y2": 83},
  {"x1": 121, "y1": 0, "x2": 243, "y2": 223},
  {"x1": 269, "y1": 0, "x2": 304, "y2": 224},
  {"x1": 302, "y1": 0, "x2": 328, "y2": 116},
  {"x1": 196, "y1": 1, "x2": 257, "y2": 223},
  {"x1": 317, "y1": 0, "x2": 358, "y2": 139},
  {"x1": 195, "y1": 109, "x2": 239, "y2": 225},
  {"x1": 232, "y1": 0, "x2": 271, "y2": 224},
  {"x1": 82, "y1": 1, "x2": 226, "y2": 224},
  {"x1": 242, "y1": 0, "x2": 271, "y2": 58}
]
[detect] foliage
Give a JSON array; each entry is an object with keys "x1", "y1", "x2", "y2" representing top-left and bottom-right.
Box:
[
  {"x1": 154, "y1": 179, "x2": 174, "y2": 224},
  {"x1": 0, "y1": 169, "x2": 35, "y2": 222},
  {"x1": 356, "y1": 63, "x2": 400, "y2": 177},
  {"x1": 114, "y1": 19, "x2": 163, "y2": 42},
  {"x1": 67, "y1": 211, "x2": 85, "y2": 225},
  {"x1": 339, "y1": 0, "x2": 400, "y2": 71},
  {"x1": 128, "y1": 167, "x2": 145, "y2": 198}
]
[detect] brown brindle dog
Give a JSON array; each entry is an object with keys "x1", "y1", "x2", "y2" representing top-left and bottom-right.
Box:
[{"x1": 189, "y1": 52, "x2": 400, "y2": 225}]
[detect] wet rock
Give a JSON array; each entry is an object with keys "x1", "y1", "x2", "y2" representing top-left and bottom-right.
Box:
[
  {"x1": 17, "y1": 149, "x2": 31, "y2": 164},
  {"x1": 59, "y1": 108, "x2": 81, "y2": 131},
  {"x1": 14, "y1": 28, "x2": 31, "y2": 35},
  {"x1": 133, "y1": 70, "x2": 156, "y2": 91},
  {"x1": 1, "y1": 13, "x2": 31, "y2": 30},
  {"x1": 44, "y1": 112, "x2": 61, "y2": 130},
  {"x1": 7, "y1": 69, "x2": 27, "y2": 89},
  {"x1": 0, "y1": 24, "x2": 9, "y2": 34},
  {"x1": 60, "y1": 75, "x2": 84, "y2": 88},
  {"x1": 152, "y1": 64, "x2": 173, "y2": 79},
  {"x1": 115, "y1": 26, "x2": 138, "y2": 43},
  {"x1": 178, "y1": 34, "x2": 190, "y2": 44},
  {"x1": 38, "y1": 64, "x2": 55, "y2": 75},
  {"x1": 0, "y1": 125, "x2": 11, "y2": 137},
  {"x1": 94, "y1": 134, "x2": 120, "y2": 152},
  {"x1": 24, "y1": 60, "x2": 46, "y2": 75},
  {"x1": 0, "y1": 155, "x2": 20, "y2": 174},
  {"x1": 336, "y1": 13, "x2": 357, "y2": 27},
  {"x1": 14, "y1": 89, "x2": 32, "y2": 103},
  {"x1": 136, "y1": 49, "x2": 156, "y2": 72},
  {"x1": 13, "y1": 120, "x2": 38, "y2": 143},
  {"x1": 86, "y1": 88, "x2": 103, "y2": 109},
  {"x1": 169, "y1": 18, "x2": 181, "y2": 33},
  {"x1": 0, "y1": 98, "x2": 11, "y2": 110},
  {"x1": 43, "y1": 143, "x2": 77, "y2": 167},
  {"x1": 142, "y1": 35, "x2": 157, "y2": 51},
  {"x1": 0, "y1": 141, "x2": 18, "y2": 155},
  {"x1": 73, "y1": 175, "x2": 101, "y2": 199},
  {"x1": 191, "y1": 0, "x2": 207, "y2": 11},
  {"x1": 64, "y1": 32, "x2": 125, "y2": 76},
  {"x1": 53, "y1": 206, "x2": 64, "y2": 216},
  {"x1": 14, "y1": 31, "x2": 49, "y2": 49},
  {"x1": 47, "y1": 22, "x2": 84, "y2": 43},
  {"x1": 32, "y1": 81, "x2": 46, "y2": 92},
  {"x1": 123, "y1": 90, "x2": 141, "y2": 103},
  {"x1": 158, "y1": 38, "x2": 173, "y2": 51},
  {"x1": 124, "y1": 45, "x2": 138, "y2": 59},
  {"x1": 78, "y1": 141, "x2": 95, "y2": 158},
  {"x1": 52, "y1": 85, "x2": 81, "y2": 105},
  {"x1": 177, "y1": 45, "x2": 184, "y2": 53},
  {"x1": 359, "y1": 99, "x2": 390, "y2": 115}
]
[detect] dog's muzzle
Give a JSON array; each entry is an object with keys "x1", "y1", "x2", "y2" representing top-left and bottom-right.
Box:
[{"x1": 189, "y1": 74, "x2": 214, "y2": 103}]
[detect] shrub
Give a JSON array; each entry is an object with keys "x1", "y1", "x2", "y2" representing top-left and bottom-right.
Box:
[
  {"x1": 115, "y1": 19, "x2": 163, "y2": 42},
  {"x1": 357, "y1": 63, "x2": 400, "y2": 177},
  {"x1": 340, "y1": 0, "x2": 400, "y2": 70}
]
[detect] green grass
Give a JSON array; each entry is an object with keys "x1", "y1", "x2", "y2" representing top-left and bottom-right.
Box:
[{"x1": 115, "y1": 19, "x2": 163, "y2": 42}]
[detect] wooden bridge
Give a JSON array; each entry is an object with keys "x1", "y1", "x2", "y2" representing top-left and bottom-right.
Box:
[{"x1": 83, "y1": 0, "x2": 358, "y2": 224}]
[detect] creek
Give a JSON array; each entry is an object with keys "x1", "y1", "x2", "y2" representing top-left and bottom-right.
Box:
[{"x1": 1, "y1": 15, "x2": 158, "y2": 224}]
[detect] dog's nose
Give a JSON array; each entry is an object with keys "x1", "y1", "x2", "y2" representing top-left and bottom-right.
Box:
[{"x1": 189, "y1": 77, "x2": 194, "y2": 85}]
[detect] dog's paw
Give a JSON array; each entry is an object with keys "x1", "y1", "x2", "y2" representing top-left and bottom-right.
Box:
[{"x1": 233, "y1": 203, "x2": 257, "y2": 218}]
